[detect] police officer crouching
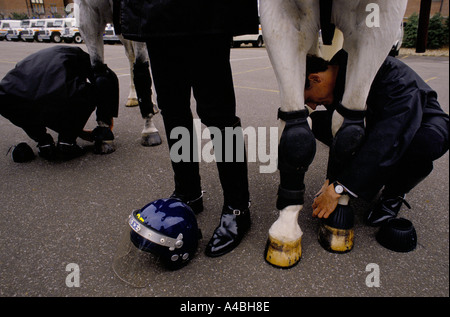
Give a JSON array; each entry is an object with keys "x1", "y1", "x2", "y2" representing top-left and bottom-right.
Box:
[
  {"x1": 0, "y1": 46, "x2": 118, "y2": 161},
  {"x1": 306, "y1": 50, "x2": 449, "y2": 248}
]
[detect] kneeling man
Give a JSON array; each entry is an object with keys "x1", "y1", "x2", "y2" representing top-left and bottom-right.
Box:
[
  {"x1": 0, "y1": 46, "x2": 118, "y2": 161},
  {"x1": 305, "y1": 50, "x2": 448, "y2": 226}
]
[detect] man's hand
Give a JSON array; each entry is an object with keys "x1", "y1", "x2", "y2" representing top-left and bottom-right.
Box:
[{"x1": 312, "y1": 179, "x2": 341, "y2": 218}]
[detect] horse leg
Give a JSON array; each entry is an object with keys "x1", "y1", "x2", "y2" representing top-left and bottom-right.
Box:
[
  {"x1": 77, "y1": 0, "x2": 106, "y2": 65},
  {"x1": 121, "y1": 39, "x2": 139, "y2": 107},
  {"x1": 318, "y1": 0, "x2": 408, "y2": 252},
  {"x1": 120, "y1": 38, "x2": 161, "y2": 146},
  {"x1": 77, "y1": 0, "x2": 116, "y2": 154},
  {"x1": 261, "y1": 0, "x2": 319, "y2": 268},
  {"x1": 129, "y1": 41, "x2": 162, "y2": 146},
  {"x1": 331, "y1": 0, "x2": 407, "y2": 136}
]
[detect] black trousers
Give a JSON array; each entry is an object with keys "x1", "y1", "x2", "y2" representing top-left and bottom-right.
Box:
[
  {"x1": 146, "y1": 34, "x2": 250, "y2": 210},
  {"x1": 310, "y1": 110, "x2": 449, "y2": 199},
  {"x1": 0, "y1": 89, "x2": 95, "y2": 144}
]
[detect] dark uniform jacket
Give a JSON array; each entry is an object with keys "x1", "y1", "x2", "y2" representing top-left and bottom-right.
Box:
[
  {"x1": 0, "y1": 46, "x2": 95, "y2": 130},
  {"x1": 311, "y1": 50, "x2": 449, "y2": 200},
  {"x1": 0, "y1": 46, "x2": 120, "y2": 134},
  {"x1": 116, "y1": 0, "x2": 259, "y2": 40}
]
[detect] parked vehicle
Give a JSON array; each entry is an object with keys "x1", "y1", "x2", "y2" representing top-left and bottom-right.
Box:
[
  {"x1": 62, "y1": 19, "x2": 83, "y2": 43},
  {"x1": 103, "y1": 23, "x2": 121, "y2": 44},
  {"x1": 8, "y1": 20, "x2": 31, "y2": 41},
  {"x1": 232, "y1": 25, "x2": 264, "y2": 48},
  {"x1": 20, "y1": 19, "x2": 46, "y2": 42},
  {"x1": 38, "y1": 18, "x2": 76, "y2": 43},
  {"x1": 0, "y1": 20, "x2": 21, "y2": 41}
]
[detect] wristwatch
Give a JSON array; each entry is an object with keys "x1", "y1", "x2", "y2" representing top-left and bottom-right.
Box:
[{"x1": 332, "y1": 181, "x2": 345, "y2": 195}]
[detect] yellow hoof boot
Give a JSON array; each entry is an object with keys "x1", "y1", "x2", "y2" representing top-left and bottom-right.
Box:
[
  {"x1": 318, "y1": 223, "x2": 354, "y2": 253},
  {"x1": 318, "y1": 204, "x2": 355, "y2": 253}
]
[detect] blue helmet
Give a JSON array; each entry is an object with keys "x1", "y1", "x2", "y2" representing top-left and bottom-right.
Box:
[{"x1": 128, "y1": 198, "x2": 200, "y2": 270}]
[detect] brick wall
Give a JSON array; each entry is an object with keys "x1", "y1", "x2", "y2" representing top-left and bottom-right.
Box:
[
  {"x1": 0, "y1": 0, "x2": 72, "y2": 19},
  {"x1": 405, "y1": 0, "x2": 449, "y2": 17},
  {"x1": 1, "y1": 0, "x2": 448, "y2": 20}
]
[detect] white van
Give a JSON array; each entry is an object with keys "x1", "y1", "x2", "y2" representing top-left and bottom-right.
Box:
[
  {"x1": 0, "y1": 20, "x2": 22, "y2": 41},
  {"x1": 62, "y1": 18, "x2": 83, "y2": 43},
  {"x1": 8, "y1": 19, "x2": 31, "y2": 41},
  {"x1": 21, "y1": 19, "x2": 46, "y2": 42},
  {"x1": 39, "y1": 18, "x2": 75, "y2": 43},
  {"x1": 232, "y1": 25, "x2": 264, "y2": 48}
]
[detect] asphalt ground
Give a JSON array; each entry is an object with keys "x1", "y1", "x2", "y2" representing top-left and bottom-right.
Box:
[{"x1": 0, "y1": 41, "x2": 448, "y2": 301}]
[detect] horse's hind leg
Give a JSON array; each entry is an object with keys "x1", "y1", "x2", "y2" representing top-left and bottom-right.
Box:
[
  {"x1": 121, "y1": 39, "x2": 162, "y2": 146},
  {"x1": 133, "y1": 42, "x2": 162, "y2": 146},
  {"x1": 121, "y1": 40, "x2": 139, "y2": 107}
]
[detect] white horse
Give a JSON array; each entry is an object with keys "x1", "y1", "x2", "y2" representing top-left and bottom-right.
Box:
[
  {"x1": 75, "y1": 0, "x2": 161, "y2": 150},
  {"x1": 261, "y1": 0, "x2": 408, "y2": 267}
]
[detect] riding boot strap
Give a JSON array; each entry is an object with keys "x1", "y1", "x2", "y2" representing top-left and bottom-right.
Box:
[
  {"x1": 222, "y1": 203, "x2": 251, "y2": 216},
  {"x1": 170, "y1": 191, "x2": 204, "y2": 214}
]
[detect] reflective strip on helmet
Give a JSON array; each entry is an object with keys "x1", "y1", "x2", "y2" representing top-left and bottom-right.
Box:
[{"x1": 128, "y1": 214, "x2": 184, "y2": 251}]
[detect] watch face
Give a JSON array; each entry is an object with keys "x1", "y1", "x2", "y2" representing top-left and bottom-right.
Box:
[{"x1": 335, "y1": 184, "x2": 344, "y2": 194}]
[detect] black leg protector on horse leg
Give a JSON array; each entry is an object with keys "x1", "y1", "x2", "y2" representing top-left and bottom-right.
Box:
[
  {"x1": 93, "y1": 63, "x2": 119, "y2": 125},
  {"x1": 277, "y1": 108, "x2": 316, "y2": 210},
  {"x1": 327, "y1": 102, "x2": 366, "y2": 180},
  {"x1": 133, "y1": 60, "x2": 162, "y2": 147},
  {"x1": 133, "y1": 61, "x2": 157, "y2": 118},
  {"x1": 320, "y1": 104, "x2": 365, "y2": 253},
  {"x1": 92, "y1": 63, "x2": 119, "y2": 154}
]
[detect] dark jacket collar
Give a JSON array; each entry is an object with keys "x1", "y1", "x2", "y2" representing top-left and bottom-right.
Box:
[{"x1": 328, "y1": 49, "x2": 348, "y2": 110}]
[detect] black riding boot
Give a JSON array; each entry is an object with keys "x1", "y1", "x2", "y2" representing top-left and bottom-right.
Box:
[
  {"x1": 205, "y1": 204, "x2": 251, "y2": 257},
  {"x1": 163, "y1": 113, "x2": 203, "y2": 213},
  {"x1": 366, "y1": 194, "x2": 411, "y2": 227},
  {"x1": 205, "y1": 118, "x2": 250, "y2": 257},
  {"x1": 366, "y1": 157, "x2": 433, "y2": 226}
]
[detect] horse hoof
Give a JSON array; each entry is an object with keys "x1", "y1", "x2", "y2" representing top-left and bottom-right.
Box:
[
  {"x1": 94, "y1": 140, "x2": 116, "y2": 154},
  {"x1": 264, "y1": 234, "x2": 302, "y2": 268},
  {"x1": 318, "y1": 223, "x2": 354, "y2": 253},
  {"x1": 125, "y1": 98, "x2": 139, "y2": 107},
  {"x1": 141, "y1": 132, "x2": 162, "y2": 147}
]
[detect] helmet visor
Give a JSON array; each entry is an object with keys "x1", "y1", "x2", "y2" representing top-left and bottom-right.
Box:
[{"x1": 112, "y1": 219, "x2": 167, "y2": 288}]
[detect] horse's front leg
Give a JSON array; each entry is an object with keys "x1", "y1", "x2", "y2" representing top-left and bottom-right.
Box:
[
  {"x1": 77, "y1": 0, "x2": 116, "y2": 154},
  {"x1": 328, "y1": 0, "x2": 408, "y2": 163},
  {"x1": 319, "y1": 0, "x2": 408, "y2": 252},
  {"x1": 261, "y1": 0, "x2": 319, "y2": 268}
]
